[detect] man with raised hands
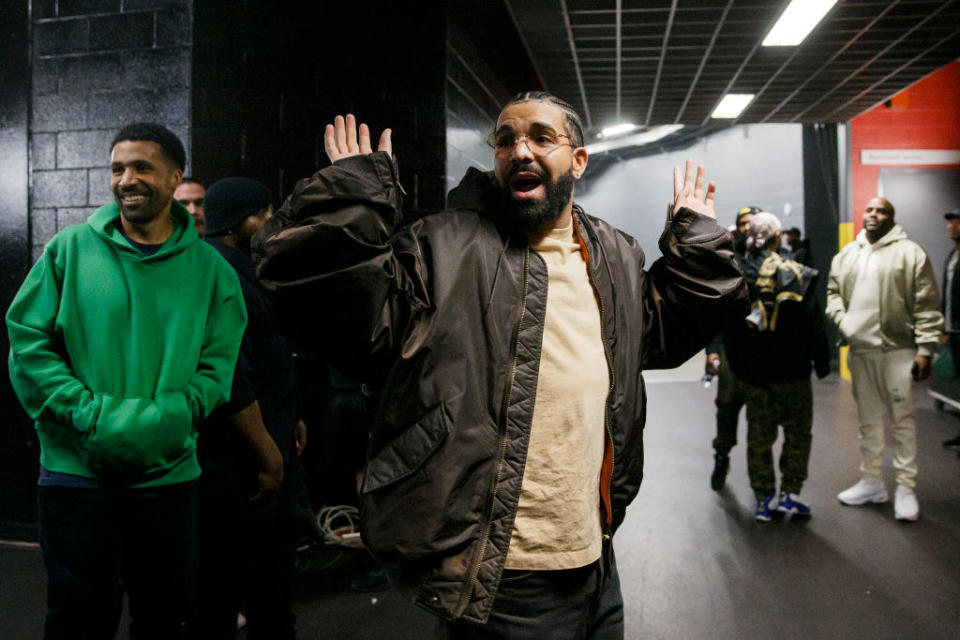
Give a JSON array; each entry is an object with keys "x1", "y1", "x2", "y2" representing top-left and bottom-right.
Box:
[{"x1": 253, "y1": 93, "x2": 747, "y2": 638}]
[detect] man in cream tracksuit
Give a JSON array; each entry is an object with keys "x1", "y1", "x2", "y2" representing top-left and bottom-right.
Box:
[{"x1": 826, "y1": 196, "x2": 942, "y2": 521}]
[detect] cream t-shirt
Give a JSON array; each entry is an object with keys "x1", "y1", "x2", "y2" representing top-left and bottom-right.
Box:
[{"x1": 504, "y1": 221, "x2": 610, "y2": 570}]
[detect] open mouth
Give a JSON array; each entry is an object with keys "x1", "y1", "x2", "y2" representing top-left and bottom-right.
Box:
[
  {"x1": 119, "y1": 192, "x2": 150, "y2": 207},
  {"x1": 509, "y1": 172, "x2": 544, "y2": 198}
]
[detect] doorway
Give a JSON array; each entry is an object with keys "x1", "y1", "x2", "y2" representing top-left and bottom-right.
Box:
[{"x1": 879, "y1": 167, "x2": 960, "y2": 289}]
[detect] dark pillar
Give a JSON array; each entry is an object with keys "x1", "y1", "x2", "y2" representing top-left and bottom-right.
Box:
[
  {"x1": 803, "y1": 123, "x2": 841, "y2": 363},
  {"x1": 0, "y1": 0, "x2": 35, "y2": 539}
]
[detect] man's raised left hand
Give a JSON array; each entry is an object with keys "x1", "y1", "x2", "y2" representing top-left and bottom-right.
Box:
[{"x1": 673, "y1": 158, "x2": 716, "y2": 219}]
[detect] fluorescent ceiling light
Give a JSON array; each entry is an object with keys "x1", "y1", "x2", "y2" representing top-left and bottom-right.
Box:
[
  {"x1": 763, "y1": 0, "x2": 839, "y2": 47},
  {"x1": 711, "y1": 94, "x2": 755, "y2": 119},
  {"x1": 600, "y1": 123, "x2": 638, "y2": 138},
  {"x1": 586, "y1": 125, "x2": 684, "y2": 154}
]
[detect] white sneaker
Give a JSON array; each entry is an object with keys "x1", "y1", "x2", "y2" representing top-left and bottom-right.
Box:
[
  {"x1": 837, "y1": 478, "x2": 889, "y2": 505},
  {"x1": 894, "y1": 485, "x2": 920, "y2": 522}
]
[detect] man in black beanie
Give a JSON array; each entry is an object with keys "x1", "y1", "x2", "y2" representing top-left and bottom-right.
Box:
[{"x1": 194, "y1": 177, "x2": 305, "y2": 639}]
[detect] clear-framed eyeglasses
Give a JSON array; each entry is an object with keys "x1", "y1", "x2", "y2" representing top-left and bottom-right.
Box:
[{"x1": 486, "y1": 129, "x2": 575, "y2": 154}]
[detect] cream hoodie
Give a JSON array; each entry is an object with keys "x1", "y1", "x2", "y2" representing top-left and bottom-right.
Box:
[{"x1": 826, "y1": 224, "x2": 942, "y2": 354}]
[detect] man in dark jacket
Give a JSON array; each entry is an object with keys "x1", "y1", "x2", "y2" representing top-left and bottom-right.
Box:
[
  {"x1": 941, "y1": 208, "x2": 960, "y2": 450},
  {"x1": 253, "y1": 92, "x2": 748, "y2": 638},
  {"x1": 196, "y1": 177, "x2": 306, "y2": 639},
  {"x1": 725, "y1": 212, "x2": 830, "y2": 521},
  {"x1": 706, "y1": 205, "x2": 761, "y2": 490}
]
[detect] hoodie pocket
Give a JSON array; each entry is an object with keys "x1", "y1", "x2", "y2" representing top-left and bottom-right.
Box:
[
  {"x1": 83, "y1": 392, "x2": 193, "y2": 482},
  {"x1": 839, "y1": 308, "x2": 882, "y2": 350}
]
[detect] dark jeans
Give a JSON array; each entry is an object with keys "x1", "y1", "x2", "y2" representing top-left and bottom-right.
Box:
[
  {"x1": 38, "y1": 482, "x2": 197, "y2": 640},
  {"x1": 193, "y1": 463, "x2": 297, "y2": 640},
  {"x1": 436, "y1": 551, "x2": 624, "y2": 640},
  {"x1": 713, "y1": 354, "x2": 746, "y2": 457}
]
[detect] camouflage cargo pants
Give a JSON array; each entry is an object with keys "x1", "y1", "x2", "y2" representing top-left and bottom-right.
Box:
[{"x1": 743, "y1": 378, "x2": 813, "y2": 497}]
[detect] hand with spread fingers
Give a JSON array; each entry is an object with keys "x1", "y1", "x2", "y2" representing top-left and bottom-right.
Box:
[
  {"x1": 673, "y1": 158, "x2": 717, "y2": 219},
  {"x1": 324, "y1": 113, "x2": 392, "y2": 163}
]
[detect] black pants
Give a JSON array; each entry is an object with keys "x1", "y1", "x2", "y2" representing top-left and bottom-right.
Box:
[
  {"x1": 193, "y1": 463, "x2": 296, "y2": 640},
  {"x1": 713, "y1": 354, "x2": 746, "y2": 457},
  {"x1": 949, "y1": 333, "x2": 960, "y2": 378},
  {"x1": 38, "y1": 482, "x2": 197, "y2": 640},
  {"x1": 436, "y1": 551, "x2": 624, "y2": 640}
]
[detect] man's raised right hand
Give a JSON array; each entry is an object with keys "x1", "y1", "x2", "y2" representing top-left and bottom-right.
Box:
[{"x1": 324, "y1": 113, "x2": 392, "y2": 163}]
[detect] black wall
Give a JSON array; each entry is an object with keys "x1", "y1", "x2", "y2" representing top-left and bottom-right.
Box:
[{"x1": 192, "y1": 0, "x2": 447, "y2": 213}]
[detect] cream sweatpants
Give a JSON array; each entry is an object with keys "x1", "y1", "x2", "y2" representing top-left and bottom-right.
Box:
[{"x1": 847, "y1": 348, "x2": 918, "y2": 488}]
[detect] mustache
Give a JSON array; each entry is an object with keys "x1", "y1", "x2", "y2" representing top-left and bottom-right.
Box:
[
  {"x1": 506, "y1": 163, "x2": 546, "y2": 181},
  {"x1": 116, "y1": 186, "x2": 152, "y2": 195}
]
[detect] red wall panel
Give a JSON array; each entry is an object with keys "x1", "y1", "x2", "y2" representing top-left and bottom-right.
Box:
[{"x1": 849, "y1": 61, "x2": 960, "y2": 232}]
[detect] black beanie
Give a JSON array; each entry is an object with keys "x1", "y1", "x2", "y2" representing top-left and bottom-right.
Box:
[{"x1": 203, "y1": 177, "x2": 274, "y2": 237}]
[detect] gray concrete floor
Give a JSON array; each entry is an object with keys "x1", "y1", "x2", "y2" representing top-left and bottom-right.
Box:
[{"x1": 2, "y1": 375, "x2": 958, "y2": 639}]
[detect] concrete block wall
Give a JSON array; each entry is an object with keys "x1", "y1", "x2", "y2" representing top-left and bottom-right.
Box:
[{"x1": 30, "y1": 0, "x2": 192, "y2": 260}]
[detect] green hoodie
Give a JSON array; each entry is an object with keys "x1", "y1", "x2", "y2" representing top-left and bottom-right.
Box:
[{"x1": 6, "y1": 202, "x2": 247, "y2": 487}]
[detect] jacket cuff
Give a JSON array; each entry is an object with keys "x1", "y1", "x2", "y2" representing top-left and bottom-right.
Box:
[
  {"x1": 668, "y1": 208, "x2": 728, "y2": 243},
  {"x1": 333, "y1": 151, "x2": 397, "y2": 188}
]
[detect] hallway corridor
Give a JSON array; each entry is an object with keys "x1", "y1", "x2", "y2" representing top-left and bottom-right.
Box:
[
  {"x1": 2, "y1": 375, "x2": 958, "y2": 639},
  {"x1": 616, "y1": 374, "x2": 959, "y2": 639}
]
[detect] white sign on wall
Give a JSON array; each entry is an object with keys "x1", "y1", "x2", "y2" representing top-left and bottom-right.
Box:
[{"x1": 861, "y1": 149, "x2": 960, "y2": 165}]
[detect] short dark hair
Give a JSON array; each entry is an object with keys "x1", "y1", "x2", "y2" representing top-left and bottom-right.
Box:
[
  {"x1": 503, "y1": 91, "x2": 584, "y2": 148},
  {"x1": 786, "y1": 227, "x2": 802, "y2": 238},
  {"x1": 180, "y1": 177, "x2": 203, "y2": 187},
  {"x1": 111, "y1": 122, "x2": 185, "y2": 171}
]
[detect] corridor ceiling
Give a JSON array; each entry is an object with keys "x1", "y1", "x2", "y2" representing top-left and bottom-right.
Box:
[{"x1": 506, "y1": 0, "x2": 960, "y2": 130}]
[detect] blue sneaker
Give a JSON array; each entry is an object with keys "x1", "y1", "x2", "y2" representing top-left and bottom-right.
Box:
[
  {"x1": 776, "y1": 491, "x2": 811, "y2": 517},
  {"x1": 755, "y1": 494, "x2": 775, "y2": 522}
]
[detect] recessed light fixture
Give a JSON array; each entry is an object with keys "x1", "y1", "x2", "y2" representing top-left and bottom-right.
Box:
[
  {"x1": 711, "y1": 94, "x2": 755, "y2": 119},
  {"x1": 763, "y1": 0, "x2": 839, "y2": 47},
  {"x1": 585, "y1": 125, "x2": 684, "y2": 154},
  {"x1": 600, "y1": 123, "x2": 638, "y2": 138}
]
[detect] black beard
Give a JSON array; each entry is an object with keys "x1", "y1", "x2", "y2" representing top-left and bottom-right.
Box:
[
  {"x1": 503, "y1": 167, "x2": 575, "y2": 231},
  {"x1": 114, "y1": 187, "x2": 159, "y2": 223}
]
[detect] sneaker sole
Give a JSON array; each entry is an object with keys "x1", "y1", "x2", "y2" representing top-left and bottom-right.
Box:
[
  {"x1": 895, "y1": 512, "x2": 919, "y2": 522},
  {"x1": 838, "y1": 492, "x2": 889, "y2": 506},
  {"x1": 755, "y1": 514, "x2": 772, "y2": 522},
  {"x1": 777, "y1": 506, "x2": 811, "y2": 517}
]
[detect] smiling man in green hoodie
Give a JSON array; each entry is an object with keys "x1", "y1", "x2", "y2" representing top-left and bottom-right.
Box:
[{"x1": 6, "y1": 123, "x2": 247, "y2": 639}]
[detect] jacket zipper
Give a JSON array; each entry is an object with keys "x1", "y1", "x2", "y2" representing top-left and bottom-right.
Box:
[
  {"x1": 577, "y1": 214, "x2": 616, "y2": 536},
  {"x1": 455, "y1": 248, "x2": 530, "y2": 617},
  {"x1": 596, "y1": 284, "x2": 616, "y2": 537}
]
